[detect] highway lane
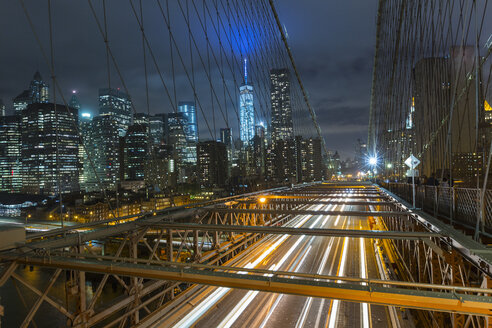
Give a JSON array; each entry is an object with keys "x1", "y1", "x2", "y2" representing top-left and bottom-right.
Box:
[
  {"x1": 153, "y1": 193, "x2": 401, "y2": 328},
  {"x1": 0, "y1": 216, "x2": 78, "y2": 232}
]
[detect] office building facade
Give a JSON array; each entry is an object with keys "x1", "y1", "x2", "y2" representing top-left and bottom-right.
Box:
[
  {"x1": 99, "y1": 88, "x2": 132, "y2": 137},
  {"x1": 0, "y1": 115, "x2": 21, "y2": 192},
  {"x1": 197, "y1": 141, "x2": 228, "y2": 188},
  {"x1": 84, "y1": 114, "x2": 120, "y2": 191},
  {"x1": 270, "y1": 68, "x2": 293, "y2": 141},
  {"x1": 13, "y1": 71, "x2": 49, "y2": 114},
  {"x1": 124, "y1": 123, "x2": 149, "y2": 181},
  {"x1": 20, "y1": 103, "x2": 79, "y2": 195}
]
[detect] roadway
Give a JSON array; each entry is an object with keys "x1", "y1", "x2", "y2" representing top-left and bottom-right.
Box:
[
  {"x1": 151, "y1": 191, "x2": 407, "y2": 328},
  {"x1": 0, "y1": 216, "x2": 78, "y2": 232}
]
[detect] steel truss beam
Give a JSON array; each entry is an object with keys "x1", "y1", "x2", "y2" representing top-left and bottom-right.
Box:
[
  {"x1": 26, "y1": 184, "x2": 298, "y2": 241},
  {"x1": 381, "y1": 187, "x2": 492, "y2": 276},
  {"x1": 139, "y1": 223, "x2": 441, "y2": 240},
  {"x1": 237, "y1": 200, "x2": 396, "y2": 206},
  {"x1": 272, "y1": 195, "x2": 387, "y2": 199},
  {"x1": 5, "y1": 255, "x2": 492, "y2": 317},
  {"x1": 287, "y1": 191, "x2": 381, "y2": 195},
  {"x1": 285, "y1": 192, "x2": 382, "y2": 196},
  {"x1": 4, "y1": 183, "x2": 492, "y2": 326},
  {"x1": 209, "y1": 208, "x2": 408, "y2": 217}
]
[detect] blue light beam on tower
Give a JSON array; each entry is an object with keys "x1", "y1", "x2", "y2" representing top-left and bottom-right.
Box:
[{"x1": 244, "y1": 58, "x2": 248, "y2": 84}]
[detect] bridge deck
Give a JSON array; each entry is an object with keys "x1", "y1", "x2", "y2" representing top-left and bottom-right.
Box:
[{"x1": 1, "y1": 183, "x2": 491, "y2": 328}]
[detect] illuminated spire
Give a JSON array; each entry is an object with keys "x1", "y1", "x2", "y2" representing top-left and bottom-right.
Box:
[{"x1": 244, "y1": 58, "x2": 248, "y2": 85}]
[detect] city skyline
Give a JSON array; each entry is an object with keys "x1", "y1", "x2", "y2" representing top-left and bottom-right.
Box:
[
  {"x1": 0, "y1": 67, "x2": 328, "y2": 196},
  {"x1": 1, "y1": 2, "x2": 492, "y2": 328},
  {"x1": 0, "y1": 0, "x2": 378, "y2": 159}
]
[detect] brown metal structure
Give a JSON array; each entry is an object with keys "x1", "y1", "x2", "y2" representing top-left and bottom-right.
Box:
[{"x1": 0, "y1": 183, "x2": 491, "y2": 327}]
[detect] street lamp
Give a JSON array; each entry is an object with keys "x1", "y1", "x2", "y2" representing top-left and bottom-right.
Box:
[
  {"x1": 258, "y1": 197, "x2": 266, "y2": 204},
  {"x1": 368, "y1": 157, "x2": 378, "y2": 166}
]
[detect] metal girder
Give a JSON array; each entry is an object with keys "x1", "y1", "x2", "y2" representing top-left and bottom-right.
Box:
[
  {"x1": 270, "y1": 195, "x2": 387, "y2": 199},
  {"x1": 5, "y1": 255, "x2": 492, "y2": 317},
  {"x1": 20, "y1": 209, "x2": 204, "y2": 251},
  {"x1": 0, "y1": 261, "x2": 17, "y2": 287},
  {"x1": 27, "y1": 207, "x2": 201, "y2": 241},
  {"x1": 11, "y1": 272, "x2": 73, "y2": 320},
  {"x1": 381, "y1": 187, "x2": 492, "y2": 276},
  {"x1": 26, "y1": 184, "x2": 297, "y2": 241},
  {"x1": 285, "y1": 192, "x2": 382, "y2": 196},
  {"x1": 291, "y1": 190, "x2": 380, "y2": 193},
  {"x1": 209, "y1": 208, "x2": 408, "y2": 217},
  {"x1": 139, "y1": 223, "x2": 442, "y2": 240},
  {"x1": 237, "y1": 200, "x2": 396, "y2": 206},
  {"x1": 289, "y1": 191, "x2": 380, "y2": 194},
  {"x1": 20, "y1": 268, "x2": 62, "y2": 328}
]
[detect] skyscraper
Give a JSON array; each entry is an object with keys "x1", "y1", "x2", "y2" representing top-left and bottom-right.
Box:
[
  {"x1": 149, "y1": 115, "x2": 165, "y2": 147},
  {"x1": 20, "y1": 103, "x2": 79, "y2": 195},
  {"x1": 167, "y1": 112, "x2": 192, "y2": 183},
  {"x1": 255, "y1": 124, "x2": 267, "y2": 142},
  {"x1": 178, "y1": 101, "x2": 198, "y2": 164},
  {"x1": 197, "y1": 141, "x2": 228, "y2": 188},
  {"x1": 178, "y1": 101, "x2": 198, "y2": 142},
  {"x1": 250, "y1": 125, "x2": 267, "y2": 178},
  {"x1": 29, "y1": 71, "x2": 49, "y2": 104},
  {"x1": 0, "y1": 99, "x2": 5, "y2": 117},
  {"x1": 270, "y1": 68, "x2": 293, "y2": 141},
  {"x1": 220, "y1": 128, "x2": 233, "y2": 148},
  {"x1": 13, "y1": 71, "x2": 50, "y2": 114},
  {"x1": 133, "y1": 112, "x2": 149, "y2": 125},
  {"x1": 155, "y1": 113, "x2": 168, "y2": 144},
  {"x1": 239, "y1": 59, "x2": 255, "y2": 146},
  {"x1": 69, "y1": 90, "x2": 81, "y2": 110},
  {"x1": 13, "y1": 90, "x2": 30, "y2": 114},
  {"x1": 167, "y1": 112, "x2": 189, "y2": 163},
  {"x1": 84, "y1": 114, "x2": 120, "y2": 191},
  {"x1": 145, "y1": 144, "x2": 174, "y2": 192},
  {"x1": 0, "y1": 115, "x2": 21, "y2": 192},
  {"x1": 267, "y1": 139, "x2": 296, "y2": 184},
  {"x1": 124, "y1": 123, "x2": 148, "y2": 180},
  {"x1": 220, "y1": 127, "x2": 234, "y2": 175},
  {"x1": 99, "y1": 88, "x2": 132, "y2": 137},
  {"x1": 79, "y1": 111, "x2": 92, "y2": 188},
  {"x1": 294, "y1": 137, "x2": 323, "y2": 182}
]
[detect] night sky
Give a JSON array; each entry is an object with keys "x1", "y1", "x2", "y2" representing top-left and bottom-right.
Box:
[{"x1": 0, "y1": 1, "x2": 377, "y2": 159}]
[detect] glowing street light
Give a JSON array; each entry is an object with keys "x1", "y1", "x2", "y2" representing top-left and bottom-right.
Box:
[
  {"x1": 368, "y1": 157, "x2": 377, "y2": 166},
  {"x1": 258, "y1": 197, "x2": 266, "y2": 203},
  {"x1": 386, "y1": 163, "x2": 393, "y2": 169}
]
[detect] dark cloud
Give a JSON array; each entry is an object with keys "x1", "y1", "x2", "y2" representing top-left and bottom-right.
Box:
[
  {"x1": 0, "y1": 0, "x2": 377, "y2": 159},
  {"x1": 276, "y1": 0, "x2": 377, "y2": 158}
]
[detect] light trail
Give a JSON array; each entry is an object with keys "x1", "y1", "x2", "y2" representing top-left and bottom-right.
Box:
[
  {"x1": 172, "y1": 204, "x2": 326, "y2": 328},
  {"x1": 216, "y1": 204, "x2": 334, "y2": 328},
  {"x1": 169, "y1": 188, "x2": 397, "y2": 328},
  {"x1": 327, "y1": 233, "x2": 350, "y2": 328},
  {"x1": 369, "y1": 203, "x2": 402, "y2": 328},
  {"x1": 257, "y1": 243, "x2": 313, "y2": 328},
  {"x1": 360, "y1": 236, "x2": 370, "y2": 328}
]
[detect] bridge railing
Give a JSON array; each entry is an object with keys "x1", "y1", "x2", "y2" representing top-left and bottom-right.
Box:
[{"x1": 383, "y1": 182, "x2": 492, "y2": 237}]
